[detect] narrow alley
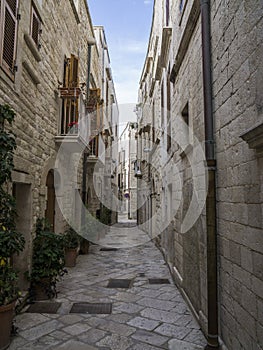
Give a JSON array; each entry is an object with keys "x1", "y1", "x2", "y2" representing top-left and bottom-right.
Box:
[{"x1": 10, "y1": 220, "x2": 206, "y2": 350}]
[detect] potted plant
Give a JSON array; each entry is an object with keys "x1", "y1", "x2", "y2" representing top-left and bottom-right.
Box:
[
  {"x1": 27, "y1": 218, "x2": 66, "y2": 300},
  {"x1": 0, "y1": 104, "x2": 25, "y2": 350},
  {"x1": 63, "y1": 226, "x2": 80, "y2": 267}
]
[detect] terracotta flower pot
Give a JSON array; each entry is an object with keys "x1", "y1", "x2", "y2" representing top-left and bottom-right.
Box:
[
  {"x1": 0, "y1": 301, "x2": 16, "y2": 350},
  {"x1": 64, "y1": 248, "x2": 78, "y2": 267}
]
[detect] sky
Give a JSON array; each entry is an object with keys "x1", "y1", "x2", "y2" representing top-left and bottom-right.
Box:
[{"x1": 87, "y1": 0, "x2": 154, "y2": 132}]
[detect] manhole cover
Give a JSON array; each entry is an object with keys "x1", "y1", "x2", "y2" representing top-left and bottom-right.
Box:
[
  {"x1": 70, "y1": 303, "x2": 112, "y2": 314},
  {"x1": 100, "y1": 247, "x2": 118, "y2": 251},
  {"x1": 148, "y1": 278, "x2": 170, "y2": 284},
  {"x1": 107, "y1": 279, "x2": 133, "y2": 288},
  {"x1": 26, "y1": 302, "x2": 61, "y2": 314}
]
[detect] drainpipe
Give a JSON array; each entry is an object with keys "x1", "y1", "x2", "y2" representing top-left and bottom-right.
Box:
[
  {"x1": 200, "y1": 0, "x2": 219, "y2": 349},
  {"x1": 82, "y1": 38, "x2": 96, "y2": 218}
]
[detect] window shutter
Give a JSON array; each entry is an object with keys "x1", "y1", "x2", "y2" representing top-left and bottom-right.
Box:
[
  {"x1": 166, "y1": 0, "x2": 169, "y2": 26},
  {"x1": 69, "y1": 54, "x2": 79, "y2": 87},
  {"x1": 31, "y1": 8, "x2": 40, "y2": 46},
  {"x1": 2, "y1": 0, "x2": 18, "y2": 77}
]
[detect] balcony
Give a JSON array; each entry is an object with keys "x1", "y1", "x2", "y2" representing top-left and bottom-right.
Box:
[{"x1": 55, "y1": 94, "x2": 90, "y2": 153}]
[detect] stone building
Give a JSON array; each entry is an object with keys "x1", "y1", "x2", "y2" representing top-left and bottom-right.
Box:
[
  {"x1": 118, "y1": 122, "x2": 138, "y2": 220},
  {"x1": 0, "y1": 0, "x2": 117, "y2": 289},
  {"x1": 137, "y1": 0, "x2": 263, "y2": 349},
  {"x1": 86, "y1": 25, "x2": 119, "y2": 226}
]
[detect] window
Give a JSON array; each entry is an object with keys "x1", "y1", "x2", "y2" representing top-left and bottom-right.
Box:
[
  {"x1": 179, "y1": 0, "x2": 184, "y2": 13},
  {"x1": 167, "y1": 73, "x2": 171, "y2": 151},
  {"x1": 60, "y1": 54, "x2": 80, "y2": 135},
  {"x1": 166, "y1": 0, "x2": 169, "y2": 26},
  {"x1": 0, "y1": 0, "x2": 19, "y2": 79},
  {"x1": 182, "y1": 102, "x2": 189, "y2": 143},
  {"x1": 161, "y1": 81, "x2": 164, "y2": 127},
  {"x1": 31, "y1": 4, "x2": 41, "y2": 48},
  {"x1": 152, "y1": 101, "x2": 155, "y2": 143}
]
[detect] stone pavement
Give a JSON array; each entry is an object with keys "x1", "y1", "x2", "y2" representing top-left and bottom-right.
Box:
[{"x1": 10, "y1": 221, "x2": 207, "y2": 350}]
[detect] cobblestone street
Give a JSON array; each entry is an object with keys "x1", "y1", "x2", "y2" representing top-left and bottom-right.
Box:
[{"x1": 10, "y1": 220, "x2": 207, "y2": 350}]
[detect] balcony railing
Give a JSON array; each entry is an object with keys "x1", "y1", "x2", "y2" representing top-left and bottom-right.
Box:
[{"x1": 55, "y1": 94, "x2": 90, "y2": 152}]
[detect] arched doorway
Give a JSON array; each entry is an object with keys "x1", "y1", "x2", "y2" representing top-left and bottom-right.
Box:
[{"x1": 45, "y1": 170, "x2": 55, "y2": 231}]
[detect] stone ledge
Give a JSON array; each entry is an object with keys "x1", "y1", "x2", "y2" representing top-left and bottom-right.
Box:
[
  {"x1": 24, "y1": 33, "x2": 42, "y2": 62},
  {"x1": 22, "y1": 60, "x2": 40, "y2": 85},
  {"x1": 240, "y1": 121, "x2": 263, "y2": 156}
]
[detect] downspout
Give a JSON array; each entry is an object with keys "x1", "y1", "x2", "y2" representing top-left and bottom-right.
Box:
[{"x1": 200, "y1": 0, "x2": 219, "y2": 349}]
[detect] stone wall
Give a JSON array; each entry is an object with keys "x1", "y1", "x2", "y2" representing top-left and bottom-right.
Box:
[
  {"x1": 212, "y1": 1, "x2": 263, "y2": 348},
  {"x1": 137, "y1": 0, "x2": 263, "y2": 349},
  {"x1": 0, "y1": 0, "x2": 100, "y2": 286}
]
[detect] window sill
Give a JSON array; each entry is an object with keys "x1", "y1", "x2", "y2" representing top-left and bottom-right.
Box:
[
  {"x1": 22, "y1": 60, "x2": 40, "y2": 85},
  {"x1": 24, "y1": 34, "x2": 41, "y2": 62}
]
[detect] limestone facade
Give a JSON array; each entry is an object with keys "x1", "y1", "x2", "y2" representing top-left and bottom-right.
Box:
[
  {"x1": 0, "y1": 0, "x2": 118, "y2": 288},
  {"x1": 137, "y1": 0, "x2": 263, "y2": 349}
]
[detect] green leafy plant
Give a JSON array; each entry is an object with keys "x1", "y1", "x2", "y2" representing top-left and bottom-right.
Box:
[
  {"x1": 63, "y1": 226, "x2": 80, "y2": 249},
  {"x1": 28, "y1": 218, "x2": 66, "y2": 299},
  {"x1": 0, "y1": 104, "x2": 25, "y2": 306}
]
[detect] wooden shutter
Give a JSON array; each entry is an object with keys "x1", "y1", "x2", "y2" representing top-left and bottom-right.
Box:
[
  {"x1": 1, "y1": 0, "x2": 18, "y2": 78},
  {"x1": 31, "y1": 6, "x2": 40, "y2": 46},
  {"x1": 69, "y1": 54, "x2": 79, "y2": 87}
]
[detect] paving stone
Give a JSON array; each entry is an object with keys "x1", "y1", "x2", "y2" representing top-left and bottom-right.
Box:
[
  {"x1": 168, "y1": 338, "x2": 203, "y2": 350},
  {"x1": 59, "y1": 314, "x2": 84, "y2": 325},
  {"x1": 129, "y1": 342, "x2": 165, "y2": 350},
  {"x1": 96, "y1": 319, "x2": 136, "y2": 336},
  {"x1": 138, "y1": 289, "x2": 163, "y2": 298},
  {"x1": 111, "y1": 291, "x2": 141, "y2": 302},
  {"x1": 127, "y1": 316, "x2": 160, "y2": 330},
  {"x1": 8, "y1": 336, "x2": 28, "y2": 350},
  {"x1": 107, "y1": 313, "x2": 134, "y2": 323},
  {"x1": 77, "y1": 328, "x2": 108, "y2": 343},
  {"x1": 173, "y1": 303, "x2": 191, "y2": 315},
  {"x1": 184, "y1": 329, "x2": 207, "y2": 347},
  {"x1": 140, "y1": 307, "x2": 182, "y2": 324},
  {"x1": 49, "y1": 330, "x2": 72, "y2": 341},
  {"x1": 96, "y1": 334, "x2": 134, "y2": 350},
  {"x1": 62, "y1": 323, "x2": 91, "y2": 335},
  {"x1": 54, "y1": 340, "x2": 97, "y2": 350},
  {"x1": 137, "y1": 297, "x2": 177, "y2": 311},
  {"x1": 19, "y1": 320, "x2": 63, "y2": 341},
  {"x1": 15, "y1": 313, "x2": 50, "y2": 331},
  {"x1": 37, "y1": 334, "x2": 61, "y2": 347},
  {"x1": 154, "y1": 323, "x2": 192, "y2": 339},
  {"x1": 131, "y1": 329, "x2": 169, "y2": 346},
  {"x1": 115, "y1": 302, "x2": 145, "y2": 314}
]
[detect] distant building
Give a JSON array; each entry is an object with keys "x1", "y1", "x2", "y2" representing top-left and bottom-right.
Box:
[{"x1": 118, "y1": 122, "x2": 138, "y2": 220}]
